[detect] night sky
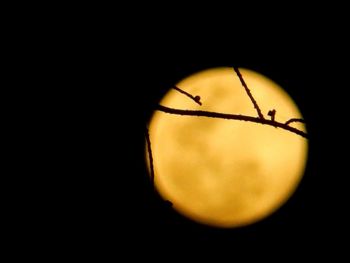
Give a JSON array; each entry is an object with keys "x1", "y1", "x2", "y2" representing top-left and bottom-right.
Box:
[
  {"x1": 11, "y1": 5, "x2": 350, "y2": 259},
  {"x1": 40, "y1": 28, "x2": 345, "y2": 257},
  {"x1": 84, "y1": 45, "x2": 341, "y2": 253}
]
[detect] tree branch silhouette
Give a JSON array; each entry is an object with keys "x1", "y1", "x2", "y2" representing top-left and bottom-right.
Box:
[
  {"x1": 145, "y1": 126, "x2": 173, "y2": 206},
  {"x1": 145, "y1": 126, "x2": 155, "y2": 188},
  {"x1": 234, "y1": 67, "x2": 265, "y2": 119},
  {"x1": 285, "y1": 118, "x2": 305, "y2": 126},
  {"x1": 173, "y1": 86, "x2": 202, "y2": 105},
  {"x1": 146, "y1": 68, "x2": 308, "y2": 193},
  {"x1": 157, "y1": 105, "x2": 308, "y2": 138}
]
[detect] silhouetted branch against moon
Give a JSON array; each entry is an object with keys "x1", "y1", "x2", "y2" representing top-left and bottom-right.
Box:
[
  {"x1": 156, "y1": 105, "x2": 308, "y2": 139},
  {"x1": 146, "y1": 126, "x2": 173, "y2": 205},
  {"x1": 145, "y1": 126, "x2": 155, "y2": 188},
  {"x1": 173, "y1": 86, "x2": 202, "y2": 105},
  {"x1": 147, "y1": 69, "x2": 308, "y2": 186},
  {"x1": 233, "y1": 67, "x2": 265, "y2": 120},
  {"x1": 145, "y1": 86, "x2": 202, "y2": 185},
  {"x1": 285, "y1": 118, "x2": 306, "y2": 126},
  {"x1": 267, "y1": 109, "x2": 276, "y2": 122},
  {"x1": 146, "y1": 68, "x2": 308, "y2": 227}
]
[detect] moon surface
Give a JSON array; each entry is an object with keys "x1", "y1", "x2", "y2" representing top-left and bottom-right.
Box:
[{"x1": 146, "y1": 67, "x2": 308, "y2": 228}]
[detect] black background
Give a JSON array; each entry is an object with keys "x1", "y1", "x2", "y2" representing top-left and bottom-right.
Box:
[
  {"x1": 77, "y1": 37, "x2": 344, "y2": 255},
  {"x1": 18, "y1": 11, "x2": 348, "y2": 258}
]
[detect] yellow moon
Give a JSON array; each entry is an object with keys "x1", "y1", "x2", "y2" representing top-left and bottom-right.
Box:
[{"x1": 147, "y1": 67, "x2": 308, "y2": 228}]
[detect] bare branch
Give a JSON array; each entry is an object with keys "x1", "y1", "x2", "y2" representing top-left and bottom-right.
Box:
[
  {"x1": 267, "y1": 109, "x2": 276, "y2": 122},
  {"x1": 173, "y1": 86, "x2": 202, "y2": 105},
  {"x1": 285, "y1": 118, "x2": 306, "y2": 126},
  {"x1": 148, "y1": 70, "x2": 307, "y2": 194},
  {"x1": 145, "y1": 126, "x2": 155, "y2": 188},
  {"x1": 157, "y1": 105, "x2": 308, "y2": 139},
  {"x1": 233, "y1": 67, "x2": 264, "y2": 119}
]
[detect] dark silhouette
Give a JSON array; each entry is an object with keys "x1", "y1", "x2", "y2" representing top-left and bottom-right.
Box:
[
  {"x1": 173, "y1": 85, "x2": 202, "y2": 105},
  {"x1": 285, "y1": 118, "x2": 306, "y2": 126},
  {"x1": 146, "y1": 67, "x2": 308, "y2": 191},
  {"x1": 145, "y1": 127, "x2": 155, "y2": 188},
  {"x1": 233, "y1": 67, "x2": 265, "y2": 119},
  {"x1": 268, "y1": 109, "x2": 276, "y2": 122}
]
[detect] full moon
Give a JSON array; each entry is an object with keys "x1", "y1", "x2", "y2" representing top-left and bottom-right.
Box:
[{"x1": 146, "y1": 67, "x2": 308, "y2": 228}]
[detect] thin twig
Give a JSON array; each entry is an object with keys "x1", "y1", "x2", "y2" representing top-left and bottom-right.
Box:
[
  {"x1": 267, "y1": 109, "x2": 276, "y2": 122},
  {"x1": 145, "y1": 126, "x2": 155, "y2": 188},
  {"x1": 285, "y1": 118, "x2": 306, "y2": 126},
  {"x1": 157, "y1": 105, "x2": 308, "y2": 139},
  {"x1": 173, "y1": 86, "x2": 202, "y2": 105},
  {"x1": 233, "y1": 67, "x2": 265, "y2": 119}
]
